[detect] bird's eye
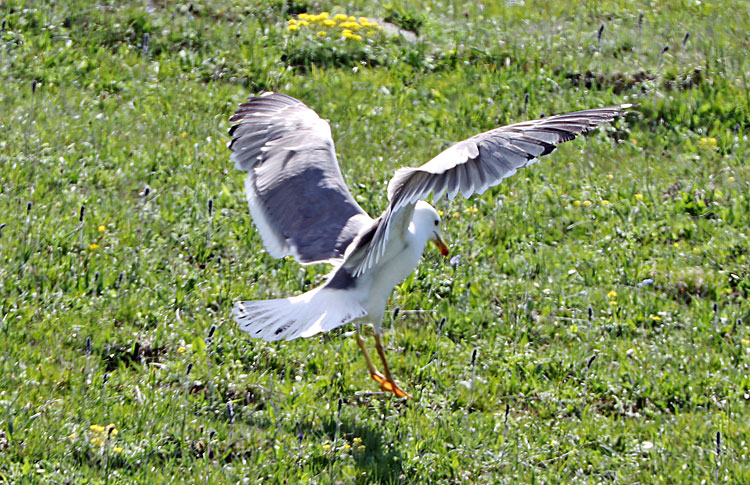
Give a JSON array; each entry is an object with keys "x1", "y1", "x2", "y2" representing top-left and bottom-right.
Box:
[{"x1": 434, "y1": 220, "x2": 439, "y2": 226}]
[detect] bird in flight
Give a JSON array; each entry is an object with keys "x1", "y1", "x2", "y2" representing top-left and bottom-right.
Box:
[{"x1": 229, "y1": 93, "x2": 632, "y2": 398}]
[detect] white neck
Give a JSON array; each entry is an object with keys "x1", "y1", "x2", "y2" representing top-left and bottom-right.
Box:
[{"x1": 408, "y1": 218, "x2": 433, "y2": 257}]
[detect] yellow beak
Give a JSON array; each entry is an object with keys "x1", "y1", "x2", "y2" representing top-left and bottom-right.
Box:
[{"x1": 432, "y1": 233, "x2": 449, "y2": 257}]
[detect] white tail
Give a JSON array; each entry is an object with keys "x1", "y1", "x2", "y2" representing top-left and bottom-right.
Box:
[{"x1": 232, "y1": 287, "x2": 367, "y2": 341}]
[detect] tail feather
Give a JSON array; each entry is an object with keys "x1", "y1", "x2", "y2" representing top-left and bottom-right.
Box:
[{"x1": 233, "y1": 288, "x2": 367, "y2": 341}]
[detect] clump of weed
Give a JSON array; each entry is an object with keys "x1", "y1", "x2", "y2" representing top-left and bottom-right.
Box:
[
  {"x1": 383, "y1": 4, "x2": 425, "y2": 34},
  {"x1": 282, "y1": 12, "x2": 390, "y2": 70},
  {"x1": 661, "y1": 266, "x2": 722, "y2": 303}
]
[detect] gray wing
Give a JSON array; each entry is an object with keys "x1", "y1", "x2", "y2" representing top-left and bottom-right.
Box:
[
  {"x1": 353, "y1": 104, "x2": 634, "y2": 276},
  {"x1": 229, "y1": 93, "x2": 372, "y2": 264}
]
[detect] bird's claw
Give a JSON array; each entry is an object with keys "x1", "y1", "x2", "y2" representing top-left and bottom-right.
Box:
[
  {"x1": 371, "y1": 373, "x2": 411, "y2": 398},
  {"x1": 370, "y1": 372, "x2": 386, "y2": 384},
  {"x1": 381, "y1": 381, "x2": 412, "y2": 399}
]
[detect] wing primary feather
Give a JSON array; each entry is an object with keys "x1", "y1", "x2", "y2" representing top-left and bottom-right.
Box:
[
  {"x1": 478, "y1": 153, "x2": 504, "y2": 181},
  {"x1": 397, "y1": 173, "x2": 423, "y2": 207},
  {"x1": 431, "y1": 172, "x2": 448, "y2": 201},
  {"x1": 453, "y1": 162, "x2": 469, "y2": 198},
  {"x1": 507, "y1": 137, "x2": 550, "y2": 157},
  {"x1": 445, "y1": 169, "x2": 460, "y2": 200},
  {"x1": 411, "y1": 172, "x2": 433, "y2": 202},
  {"x1": 463, "y1": 162, "x2": 481, "y2": 197},
  {"x1": 471, "y1": 160, "x2": 490, "y2": 195}
]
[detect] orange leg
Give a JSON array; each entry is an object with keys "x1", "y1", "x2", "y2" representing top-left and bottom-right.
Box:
[
  {"x1": 356, "y1": 328, "x2": 386, "y2": 385},
  {"x1": 374, "y1": 332, "x2": 411, "y2": 399}
]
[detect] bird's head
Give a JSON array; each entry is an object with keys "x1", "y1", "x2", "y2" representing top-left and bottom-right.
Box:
[{"x1": 414, "y1": 201, "x2": 449, "y2": 257}]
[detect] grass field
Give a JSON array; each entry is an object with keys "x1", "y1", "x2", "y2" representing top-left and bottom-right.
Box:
[{"x1": 1, "y1": 0, "x2": 749, "y2": 482}]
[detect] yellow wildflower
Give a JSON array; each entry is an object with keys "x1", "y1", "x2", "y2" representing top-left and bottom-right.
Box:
[
  {"x1": 573, "y1": 200, "x2": 581, "y2": 207},
  {"x1": 322, "y1": 19, "x2": 336, "y2": 27},
  {"x1": 728, "y1": 176, "x2": 735, "y2": 182},
  {"x1": 320, "y1": 12, "x2": 329, "y2": 19},
  {"x1": 343, "y1": 29, "x2": 363, "y2": 40},
  {"x1": 698, "y1": 137, "x2": 718, "y2": 150},
  {"x1": 465, "y1": 206, "x2": 479, "y2": 215},
  {"x1": 334, "y1": 13, "x2": 348, "y2": 21},
  {"x1": 339, "y1": 21, "x2": 361, "y2": 30},
  {"x1": 89, "y1": 243, "x2": 99, "y2": 250},
  {"x1": 673, "y1": 241, "x2": 679, "y2": 248},
  {"x1": 298, "y1": 20, "x2": 310, "y2": 27},
  {"x1": 353, "y1": 437, "x2": 362, "y2": 444},
  {"x1": 342, "y1": 443, "x2": 351, "y2": 451},
  {"x1": 297, "y1": 13, "x2": 311, "y2": 20},
  {"x1": 348, "y1": 16, "x2": 356, "y2": 21},
  {"x1": 437, "y1": 210, "x2": 444, "y2": 216},
  {"x1": 98, "y1": 225, "x2": 106, "y2": 232},
  {"x1": 113, "y1": 446, "x2": 123, "y2": 454},
  {"x1": 180, "y1": 131, "x2": 187, "y2": 138},
  {"x1": 634, "y1": 193, "x2": 644, "y2": 201},
  {"x1": 601, "y1": 199, "x2": 610, "y2": 206},
  {"x1": 317, "y1": 31, "x2": 327, "y2": 37},
  {"x1": 742, "y1": 338, "x2": 750, "y2": 346},
  {"x1": 583, "y1": 200, "x2": 592, "y2": 207},
  {"x1": 288, "y1": 18, "x2": 297, "y2": 24},
  {"x1": 650, "y1": 315, "x2": 661, "y2": 321},
  {"x1": 177, "y1": 346, "x2": 186, "y2": 354},
  {"x1": 609, "y1": 300, "x2": 618, "y2": 306},
  {"x1": 607, "y1": 173, "x2": 614, "y2": 180},
  {"x1": 607, "y1": 291, "x2": 617, "y2": 299},
  {"x1": 323, "y1": 444, "x2": 331, "y2": 451},
  {"x1": 288, "y1": 23, "x2": 299, "y2": 31},
  {"x1": 89, "y1": 422, "x2": 119, "y2": 448}
]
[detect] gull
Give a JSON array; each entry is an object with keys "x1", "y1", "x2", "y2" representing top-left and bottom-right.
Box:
[{"x1": 229, "y1": 93, "x2": 632, "y2": 398}]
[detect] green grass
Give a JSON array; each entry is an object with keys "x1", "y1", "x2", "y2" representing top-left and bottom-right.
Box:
[{"x1": 1, "y1": 0, "x2": 749, "y2": 482}]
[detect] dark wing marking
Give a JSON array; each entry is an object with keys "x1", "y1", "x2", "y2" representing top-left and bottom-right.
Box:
[
  {"x1": 353, "y1": 104, "x2": 635, "y2": 276},
  {"x1": 229, "y1": 93, "x2": 372, "y2": 264}
]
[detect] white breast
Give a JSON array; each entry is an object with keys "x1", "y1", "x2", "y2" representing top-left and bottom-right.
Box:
[{"x1": 356, "y1": 222, "x2": 428, "y2": 330}]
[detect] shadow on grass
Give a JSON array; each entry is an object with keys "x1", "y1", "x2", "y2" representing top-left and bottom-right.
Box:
[{"x1": 306, "y1": 411, "x2": 405, "y2": 483}]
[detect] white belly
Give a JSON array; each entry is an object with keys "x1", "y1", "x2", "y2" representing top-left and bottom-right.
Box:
[{"x1": 357, "y1": 236, "x2": 424, "y2": 330}]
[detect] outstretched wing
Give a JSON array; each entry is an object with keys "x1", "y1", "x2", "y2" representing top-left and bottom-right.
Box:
[
  {"x1": 353, "y1": 104, "x2": 634, "y2": 276},
  {"x1": 229, "y1": 93, "x2": 373, "y2": 264}
]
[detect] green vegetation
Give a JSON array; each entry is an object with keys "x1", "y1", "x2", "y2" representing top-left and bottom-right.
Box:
[{"x1": 1, "y1": 0, "x2": 749, "y2": 482}]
